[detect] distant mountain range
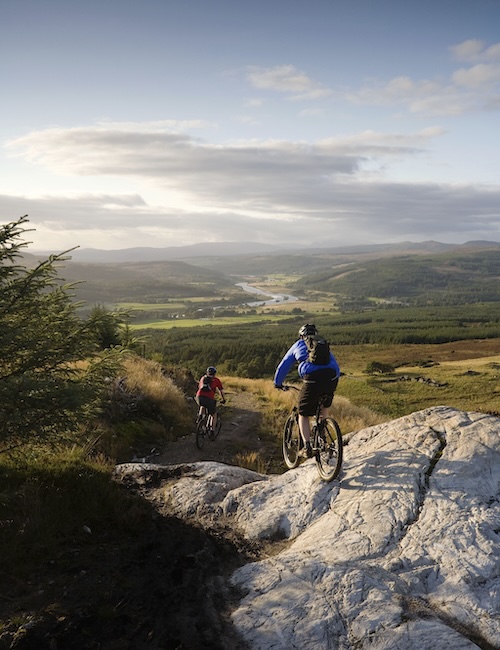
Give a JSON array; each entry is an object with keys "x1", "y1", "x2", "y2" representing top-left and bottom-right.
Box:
[
  {"x1": 28, "y1": 239, "x2": 500, "y2": 263},
  {"x1": 32, "y1": 241, "x2": 284, "y2": 263},
  {"x1": 20, "y1": 238, "x2": 500, "y2": 306}
]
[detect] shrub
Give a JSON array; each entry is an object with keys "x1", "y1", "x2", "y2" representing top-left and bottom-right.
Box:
[
  {"x1": 97, "y1": 356, "x2": 193, "y2": 459},
  {"x1": 365, "y1": 361, "x2": 395, "y2": 375},
  {"x1": 0, "y1": 217, "x2": 123, "y2": 452}
]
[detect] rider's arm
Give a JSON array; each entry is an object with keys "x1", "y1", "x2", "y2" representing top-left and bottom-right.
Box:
[
  {"x1": 215, "y1": 378, "x2": 226, "y2": 402},
  {"x1": 273, "y1": 341, "x2": 302, "y2": 387}
]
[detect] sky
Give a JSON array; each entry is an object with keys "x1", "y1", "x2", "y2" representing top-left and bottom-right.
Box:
[{"x1": 1, "y1": 0, "x2": 500, "y2": 252}]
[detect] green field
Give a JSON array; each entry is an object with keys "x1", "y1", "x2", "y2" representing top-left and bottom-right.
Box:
[
  {"x1": 117, "y1": 299, "x2": 215, "y2": 309},
  {"x1": 130, "y1": 313, "x2": 290, "y2": 329}
]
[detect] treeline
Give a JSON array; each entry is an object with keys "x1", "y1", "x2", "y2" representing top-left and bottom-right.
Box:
[
  {"x1": 293, "y1": 251, "x2": 500, "y2": 305},
  {"x1": 141, "y1": 304, "x2": 500, "y2": 379}
]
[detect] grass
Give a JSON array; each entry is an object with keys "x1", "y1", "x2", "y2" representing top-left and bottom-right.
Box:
[
  {"x1": 221, "y1": 376, "x2": 385, "y2": 471},
  {"x1": 116, "y1": 297, "x2": 227, "y2": 309},
  {"x1": 95, "y1": 356, "x2": 194, "y2": 459},
  {"x1": 2, "y1": 339, "x2": 498, "y2": 591},
  {"x1": 0, "y1": 355, "x2": 196, "y2": 598},
  {"x1": 0, "y1": 446, "x2": 149, "y2": 575},
  {"x1": 233, "y1": 451, "x2": 270, "y2": 474},
  {"x1": 336, "y1": 342, "x2": 500, "y2": 418},
  {"x1": 129, "y1": 313, "x2": 292, "y2": 329}
]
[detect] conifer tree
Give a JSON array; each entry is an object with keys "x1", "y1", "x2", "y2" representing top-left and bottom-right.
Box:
[{"x1": 0, "y1": 216, "x2": 123, "y2": 450}]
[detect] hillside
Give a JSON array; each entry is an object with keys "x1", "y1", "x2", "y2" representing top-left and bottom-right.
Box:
[
  {"x1": 293, "y1": 249, "x2": 500, "y2": 304},
  {"x1": 21, "y1": 240, "x2": 500, "y2": 306},
  {"x1": 27, "y1": 257, "x2": 248, "y2": 304}
]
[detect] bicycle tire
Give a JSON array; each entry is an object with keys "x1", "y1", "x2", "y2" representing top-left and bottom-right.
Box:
[
  {"x1": 283, "y1": 412, "x2": 301, "y2": 469},
  {"x1": 212, "y1": 410, "x2": 222, "y2": 440},
  {"x1": 195, "y1": 415, "x2": 207, "y2": 449},
  {"x1": 314, "y1": 417, "x2": 343, "y2": 482}
]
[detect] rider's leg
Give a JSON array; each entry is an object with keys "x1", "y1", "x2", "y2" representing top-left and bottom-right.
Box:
[
  {"x1": 319, "y1": 405, "x2": 330, "y2": 421},
  {"x1": 298, "y1": 414, "x2": 311, "y2": 443},
  {"x1": 206, "y1": 398, "x2": 217, "y2": 431},
  {"x1": 298, "y1": 383, "x2": 314, "y2": 457},
  {"x1": 199, "y1": 406, "x2": 208, "y2": 426},
  {"x1": 298, "y1": 415, "x2": 313, "y2": 457}
]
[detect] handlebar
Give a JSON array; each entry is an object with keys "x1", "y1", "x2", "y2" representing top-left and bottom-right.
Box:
[{"x1": 278, "y1": 384, "x2": 300, "y2": 392}]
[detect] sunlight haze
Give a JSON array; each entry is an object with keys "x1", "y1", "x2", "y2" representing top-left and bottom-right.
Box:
[{"x1": 1, "y1": 0, "x2": 500, "y2": 251}]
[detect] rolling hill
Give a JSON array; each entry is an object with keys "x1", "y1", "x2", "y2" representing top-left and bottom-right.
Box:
[
  {"x1": 21, "y1": 240, "x2": 500, "y2": 306},
  {"x1": 293, "y1": 249, "x2": 500, "y2": 304}
]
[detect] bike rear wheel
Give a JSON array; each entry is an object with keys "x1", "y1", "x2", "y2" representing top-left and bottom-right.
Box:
[
  {"x1": 283, "y1": 413, "x2": 301, "y2": 469},
  {"x1": 195, "y1": 415, "x2": 208, "y2": 449},
  {"x1": 314, "y1": 417, "x2": 343, "y2": 482}
]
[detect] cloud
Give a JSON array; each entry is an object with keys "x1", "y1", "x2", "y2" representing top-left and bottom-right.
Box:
[
  {"x1": 4, "y1": 122, "x2": 500, "y2": 249},
  {"x1": 246, "y1": 65, "x2": 332, "y2": 100},
  {"x1": 376, "y1": 41, "x2": 500, "y2": 114},
  {"x1": 450, "y1": 39, "x2": 500, "y2": 63},
  {"x1": 254, "y1": 41, "x2": 500, "y2": 116},
  {"x1": 5, "y1": 123, "x2": 447, "y2": 220},
  {"x1": 7, "y1": 122, "x2": 441, "y2": 183},
  {"x1": 346, "y1": 71, "x2": 499, "y2": 115},
  {"x1": 6, "y1": 125, "x2": 362, "y2": 194},
  {"x1": 2, "y1": 179, "x2": 499, "y2": 252},
  {"x1": 452, "y1": 63, "x2": 500, "y2": 88},
  {"x1": 316, "y1": 127, "x2": 446, "y2": 156}
]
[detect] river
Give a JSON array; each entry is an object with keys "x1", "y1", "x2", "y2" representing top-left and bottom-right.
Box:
[{"x1": 236, "y1": 282, "x2": 299, "y2": 307}]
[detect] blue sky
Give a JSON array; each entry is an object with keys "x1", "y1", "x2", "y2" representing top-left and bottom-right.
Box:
[{"x1": 2, "y1": 0, "x2": 500, "y2": 251}]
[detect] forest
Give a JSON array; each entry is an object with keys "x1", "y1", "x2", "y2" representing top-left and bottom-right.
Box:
[
  {"x1": 140, "y1": 303, "x2": 500, "y2": 379},
  {"x1": 293, "y1": 250, "x2": 500, "y2": 305}
]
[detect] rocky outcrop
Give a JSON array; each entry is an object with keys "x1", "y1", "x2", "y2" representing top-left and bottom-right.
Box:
[{"x1": 114, "y1": 406, "x2": 500, "y2": 649}]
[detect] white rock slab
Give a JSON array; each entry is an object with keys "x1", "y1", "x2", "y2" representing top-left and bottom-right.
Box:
[
  {"x1": 114, "y1": 407, "x2": 500, "y2": 649},
  {"x1": 229, "y1": 407, "x2": 500, "y2": 649}
]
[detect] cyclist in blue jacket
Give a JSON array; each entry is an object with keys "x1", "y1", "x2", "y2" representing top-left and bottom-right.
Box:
[{"x1": 274, "y1": 324, "x2": 340, "y2": 458}]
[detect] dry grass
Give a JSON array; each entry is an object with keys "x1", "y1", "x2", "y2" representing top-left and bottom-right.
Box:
[
  {"x1": 232, "y1": 451, "x2": 270, "y2": 474},
  {"x1": 222, "y1": 375, "x2": 384, "y2": 442},
  {"x1": 331, "y1": 394, "x2": 386, "y2": 433},
  {"x1": 95, "y1": 356, "x2": 194, "y2": 460},
  {"x1": 121, "y1": 356, "x2": 188, "y2": 415}
]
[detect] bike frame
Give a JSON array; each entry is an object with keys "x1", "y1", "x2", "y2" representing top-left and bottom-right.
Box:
[
  {"x1": 281, "y1": 384, "x2": 343, "y2": 482},
  {"x1": 195, "y1": 401, "x2": 223, "y2": 449}
]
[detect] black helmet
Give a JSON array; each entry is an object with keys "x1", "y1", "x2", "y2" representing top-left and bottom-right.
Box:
[
  {"x1": 298, "y1": 323, "x2": 317, "y2": 337},
  {"x1": 207, "y1": 366, "x2": 217, "y2": 375}
]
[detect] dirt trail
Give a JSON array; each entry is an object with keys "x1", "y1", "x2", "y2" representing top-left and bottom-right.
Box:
[{"x1": 154, "y1": 389, "x2": 269, "y2": 467}]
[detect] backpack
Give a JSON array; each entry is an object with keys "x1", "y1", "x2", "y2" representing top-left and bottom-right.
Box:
[
  {"x1": 201, "y1": 375, "x2": 213, "y2": 392},
  {"x1": 305, "y1": 335, "x2": 331, "y2": 365}
]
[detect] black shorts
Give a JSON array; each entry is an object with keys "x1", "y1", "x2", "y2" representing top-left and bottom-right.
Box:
[
  {"x1": 298, "y1": 368, "x2": 339, "y2": 417},
  {"x1": 196, "y1": 395, "x2": 216, "y2": 414}
]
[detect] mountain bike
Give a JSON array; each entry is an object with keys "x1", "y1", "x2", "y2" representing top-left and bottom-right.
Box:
[
  {"x1": 195, "y1": 403, "x2": 223, "y2": 449},
  {"x1": 281, "y1": 384, "x2": 343, "y2": 482}
]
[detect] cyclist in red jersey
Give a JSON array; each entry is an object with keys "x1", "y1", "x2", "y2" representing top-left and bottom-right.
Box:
[{"x1": 195, "y1": 366, "x2": 226, "y2": 433}]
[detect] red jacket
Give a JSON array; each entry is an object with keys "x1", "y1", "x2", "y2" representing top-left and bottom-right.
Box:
[{"x1": 196, "y1": 375, "x2": 223, "y2": 400}]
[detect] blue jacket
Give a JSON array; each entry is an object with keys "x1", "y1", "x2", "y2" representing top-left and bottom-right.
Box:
[{"x1": 273, "y1": 339, "x2": 340, "y2": 387}]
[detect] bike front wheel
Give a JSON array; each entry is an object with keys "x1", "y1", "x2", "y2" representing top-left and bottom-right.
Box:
[
  {"x1": 195, "y1": 415, "x2": 207, "y2": 449},
  {"x1": 314, "y1": 418, "x2": 343, "y2": 482},
  {"x1": 283, "y1": 413, "x2": 301, "y2": 469},
  {"x1": 212, "y1": 411, "x2": 222, "y2": 440}
]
